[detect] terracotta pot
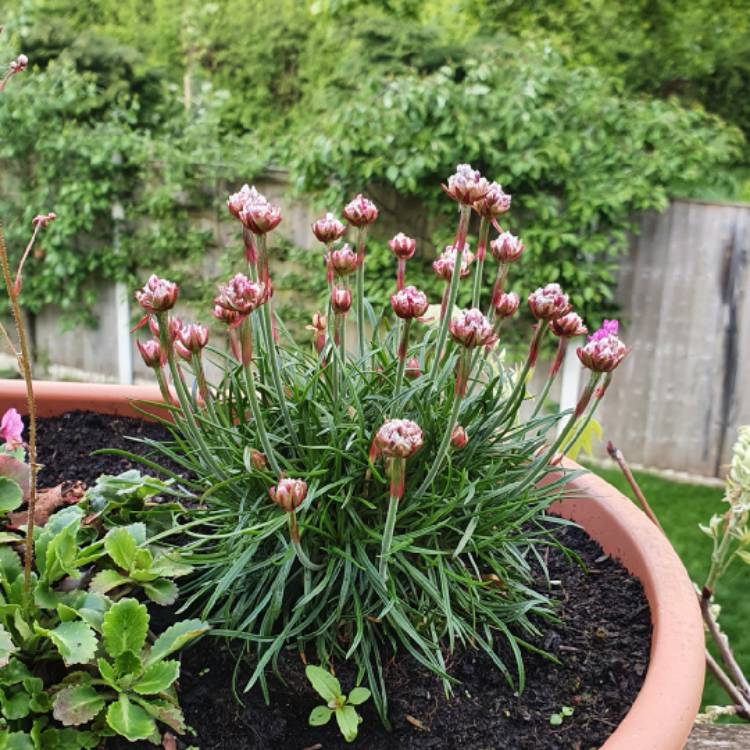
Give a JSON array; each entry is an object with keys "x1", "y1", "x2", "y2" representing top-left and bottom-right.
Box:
[{"x1": 0, "y1": 379, "x2": 705, "y2": 750}]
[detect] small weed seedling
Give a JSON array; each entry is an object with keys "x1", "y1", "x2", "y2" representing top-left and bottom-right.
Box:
[
  {"x1": 306, "y1": 665, "x2": 370, "y2": 743},
  {"x1": 550, "y1": 705, "x2": 574, "y2": 726}
]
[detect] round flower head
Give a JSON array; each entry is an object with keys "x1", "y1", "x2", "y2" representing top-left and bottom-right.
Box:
[
  {"x1": 343, "y1": 194, "x2": 378, "y2": 227},
  {"x1": 527, "y1": 283, "x2": 571, "y2": 321},
  {"x1": 493, "y1": 291, "x2": 520, "y2": 319},
  {"x1": 0, "y1": 408, "x2": 24, "y2": 447},
  {"x1": 179, "y1": 322, "x2": 209, "y2": 354},
  {"x1": 390, "y1": 285, "x2": 429, "y2": 320},
  {"x1": 10, "y1": 54, "x2": 28, "y2": 73},
  {"x1": 215, "y1": 273, "x2": 268, "y2": 315},
  {"x1": 473, "y1": 182, "x2": 511, "y2": 218},
  {"x1": 212, "y1": 304, "x2": 244, "y2": 328},
  {"x1": 449, "y1": 308, "x2": 498, "y2": 349},
  {"x1": 135, "y1": 275, "x2": 179, "y2": 314},
  {"x1": 227, "y1": 184, "x2": 262, "y2": 220},
  {"x1": 331, "y1": 287, "x2": 352, "y2": 313},
  {"x1": 450, "y1": 425, "x2": 468, "y2": 450},
  {"x1": 405, "y1": 357, "x2": 421, "y2": 379},
  {"x1": 136, "y1": 339, "x2": 164, "y2": 369},
  {"x1": 577, "y1": 323, "x2": 628, "y2": 373},
  {"x1": 443, "y1": 164, "x2": 490, "y2": 205},
  {"x1": 239, "y1": 197, "x2": 282, "y2": 235},
  {"x1": 432, "y1": 244, "x2": 474, "y2": 281},
  {"x1": 490, "y1": 232, "x2": 524, "y2": 264},
  {"x1": 328, "y1": 244, "x2": 359, "y2": 276},
  {"x1": 388, "y1": 232, "x2": 417, "y2": 260},
  {"x1": 550, "y1": 312, "x2": 588, "y2": 338},
  {"x1": 375, "y1": 419, "x2": 424, "y2": 459},
  {"x1": 269, "y1": 478, "x2": 308, "y2": 513},
  {"x1": 312, "y1": 213, "x2": 346, "y2": 244}
]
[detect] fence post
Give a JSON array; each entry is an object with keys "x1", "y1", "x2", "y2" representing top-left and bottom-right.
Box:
[
  {"x1": 557, "y1": 340, "x2": 582, "y2": 436},
  {"x1": 112, "y1": 201, "x2": 133, "y2": 385}
]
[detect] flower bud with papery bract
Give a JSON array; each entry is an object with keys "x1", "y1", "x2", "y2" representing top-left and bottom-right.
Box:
[
  {"x1": 493, "y1": 291, "x2": 520, "y2": 319},
  {"x1": 577, "y1": 325, "x2": 628, "y2": 373},
  {"x1": 451, "y1": 425, "x2": 468, "y2": 450},
  {"x1": 375, "y1": 419, "x2": 424, "y2": 459},
  {"x1": 449, "y1": 308, "x2": 498, "y2": 349},
  {"x1": 343, "y1": 194, "x2": 378, "y2": 227},
  {"x1": 432, "y1": 244, "x2": 474, "y2": 281},
  {"x1": 269, "y1": 478, "x2": 308, "y2": 512},
  {"x1": 32, "y1": 212, "x2": 56, "y2": 229},
  {"x1": 328, "y1": 244, "x2": 359, "y2": 276},
  {"x1": 215, "y1": 274, "x2": 268, "y2": 315},
  {"x1": 473, "y1": 182, "x2": 511, "y2": 218},
  {"x1": 249, "y1": 450, "x2": 267, "y2": 471},
  {"x1": 312, "y1": 213, "x2": 346, "y2": 243},
  {"x1": 239, "y1": 199, "x2": 282, "y2": 235},
  {"x1": 390, "y1": 286, "x2": 429, "y2": 320},
  {"x1": 527, "y1": 283, "x2": 571, "y2": 321},
  {"x1": 135, "y1": 275, "x2": 179, "y2": 314},
  {"x1": 443, "y1": 164, "x2": 490, "y2": 205},
  {"x1": 405, "y1": 357, "x2": 421, "y2": 379},
  {"x1": 137, "y1": 339, "x2": 164, "y2": 368},
  {"x1": 179, "y1": 323, "x2": 209, "y2": 354},
  {"x1": 212, "y1": 304, "x2": 244, "y2": 328},
  {"x1": 550, "y1": 312, "x2": 588, "y2": 338},
  {"x1": 331, "y1": 287, "x2": 352, "y2": 313},
  {"x1": 490, "y1": 232, "x2": 524, "y2": 264},
  {"x1": 9, "y1": 54, "x2": 28, "y2": 73},
  {"x1": 388, "y1": 233, "x2": 417, "y2": 260}
]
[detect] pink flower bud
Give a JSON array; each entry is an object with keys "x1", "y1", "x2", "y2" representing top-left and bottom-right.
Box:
[
  {"x1": 312, "y1": 213, "x2": 346, "y2": 243},
  {"x1": 215, "y1": 273, "x2": 269, "y2": 315},
  {"x1": 331, "y1": 287, "x2": 352, "y2": 313},
  {"x1": 212, "y1": 304, "x2": 244, "y2": 328},
  {"x1": 493, "y1": 291, "x2": 520, "y2": 319},
  {"x1": 473, "y1": 182, "x2": 511, "y2": 218},
  {"x1": 490, "y1": 232, "x2": 524, "y2": 264},
  {"x1": 405, "y1": 357, "x2": 421, "y2": 379},
  {"x1": 0, "y1": 408, "x2": 24, "y2": 448},
  {"x1": 550, "y1": 312, "x2": 588, "y2": 338},
  {"x1": 10, "y1": 54, "x2": 28, "y2": 73},
  {"x1": 328, "y1": 244, "x2": 359, "y2": 276},
  {"x1": 227, "y1": 184, "x2": 263, "y2": 219},
  {"x1": 136, "y1": 339, "x2": 164, "y2": 368},
  {"x1": 432, "y1": 244, "x2": 474, "y2": 281},
  {"x1": 149, "y1": 315, "x2": 182, "y2": 341},
  {"x1": 390, "y1": 285, "x2": 429, "y2": 320},
  {"x1": 249, "y1": 450, "x2": 267, "y2": 471},
  {"x1": 239, "y1": 198, "x2": 282, "y2": 235},
  {"x1": 32, "y1": 212, "x2": 56, "y2": 229},
  {"x1": 527, "y1": 283, "x2": 571, "y2": 321},
  {"x1": 388, "y1": 232, "x2": 417, "y2": 260},
  {"x1": 442, "y1": 164, "x2": 490, "y2": 205},
  {"x1": 450, "y1": 425, "x2": 468, "y2": 450},
  {"x1": 305, "y1": 312, "x2": 327, "y2": 354},
  {"x1": 135, "y1": 275, "x2": 179, "y2": 313},
  {"x1": 179, "y1": 322, "x2": 209, "y2": 353},
  {"x1": 577, "y1": 327, "x2": 628, "y2": 373},
  {"x1": 269, "y1": 477, "x2": 308, "y2": 512},
  {"x1": 174, "y1": 340, "x2": 192, "y2": 362},
  {"x1": 375, "y1": 419, "x2": 423, "y2": 459},
  {"x1": 449, "y1": 308, "x2": 498, "y2": 349},
  {"x1": 343, "y1": 194, "x2": 378, "y2": 227}
]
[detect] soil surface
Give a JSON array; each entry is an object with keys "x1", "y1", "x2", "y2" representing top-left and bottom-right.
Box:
[{"x1": 37, "y1": 412, "x2": 652, "y2": 750}]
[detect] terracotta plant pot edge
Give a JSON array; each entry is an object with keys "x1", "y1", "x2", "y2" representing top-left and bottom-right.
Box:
[{"x1": 0, "y1": 379, "x2": 705, "y2": 750}]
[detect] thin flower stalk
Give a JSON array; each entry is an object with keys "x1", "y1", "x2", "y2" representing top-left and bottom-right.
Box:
[
  {"x1": 393, "y1": 318, "x2": 412, "y2": 398},
  {"x1": 380, "y1": 457, "x2": 405, "y2": 580},
  {"x1": 288, "y1": 511, "x2": 324, "y2": 571},
  {"x1": 528, "y1": 337, "x2": 567, "y2": 422},
  {"x1": 470, "y1": 217, "x2": 490, "y2": 309},
  {"x1": 354, "y1": 226, "x2": 368, "y2": 359}
]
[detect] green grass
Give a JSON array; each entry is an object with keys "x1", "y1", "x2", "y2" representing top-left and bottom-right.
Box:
[{"x1": 587, "y1": 463, "x2": 750, "y2": 709}]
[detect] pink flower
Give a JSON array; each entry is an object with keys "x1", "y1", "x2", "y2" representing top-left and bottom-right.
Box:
[
  {"x1": 212, "y1": 304, "x2": 244, "y2": 328},
  {"x1": 179, "y1": 323, "x2": 209, "y2": 354},
  {"x1": 239, "y1": 199, "x2": 282, "y2": 235},
  {"x1": 312, "y1": 213, "x2": 346, "y2": 243},
  {"x1": 388, "y1": 233, "x2": 417, "y2": 260},
  {"x1": 473, "y1": 182, "x2": 511, "y2": 218},
  {"x1": 328, "y1": 244, "x2": 359, "y2": 276},
  {"x1": 550, "y1": 312, "x2": 588, "y2": 338},
  {"x1": 493, "y1": 291, "x2": 520, "y2": 319},
  {"x1": 331, "y1": 287, "x2": 352, "y2": 313},
  {"x1": 405, "y1": 357, "x2": 421, "y2": 379},
  {"x1": 227, "y1": 184, "x2": 261, "y2": 219},
  {"x1": 432, "y1": 244, "x2": 474, "y2": 281},
  {"x1": 375, "y1": 419, "x2": 424, "y2": 459},
  {"x1": 390, "y1": 286, "x2": 429, "y2": 320},
  {"x1": 9, "y1": 54, "x2": 28, "y2": 73},
  {"x1": 527, "y1": 283, "x2": 571, "y2": 321},
  {"x1": 135, "y1": 275, "x2": 179, "y2": 313},
  {"x1": 450, "y1": 425, "x2": 468, "y2": 450},
  {"x1": 0, "y1": 408, "x2": 24, "y2": 448},
  {"x1": 443, "y1": 164, "x2": 490, "y2": 205},
  {"x1": 588, "y1": 319, "x2": 620, "y2": 342},
  {"x1": 32, "y1": 212, "x2": 56, "y2": 229},
  {"x1": 215, "y1": 273, "x2": 269, "y2": 315},
  {"x1": 490, "y1": 232, "x2": 524, "y2": 264},
  {"x1": 343, "y1": 194, "x2": 378, "y2": 227},
  {"x1": 449, "y1": 308, "x2": 498, "y2": 349},
  {"x1": 269, "y1": 478, "x2": 308, "y2": 512},
  {"x1": 136, "y1": 339, "x2": 164, "y2": 368},
  {"x1": 148, "y1": 315, "x2": 182, "y2": 342},
  {"x1": 577, "y1": 328, "x2": 628, "y2": 373},
  {"x1": 305, "y1": 312, "x2": 327, "y2": 354}
]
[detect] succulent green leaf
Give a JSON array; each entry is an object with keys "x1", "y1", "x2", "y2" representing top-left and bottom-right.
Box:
[
  {"x1": 52, "y1": 685, "x2": 106, "y2": 726},
  {"x1": 106, "y1": 694, "x2": 158, "y2": 742},
  {"x1": 132, "y1": 660, "x2": 180, "y2": 695},
  {"x1": 142, "y1": 578, "x2": 178, "y2": 606},
  {"x1": 0, "y1": 476, "x2": 23, "y2": 513},
  {"x1": 89, "y1": 569, "x2": 130, "y2": 595},
  {"x1": 1, "y1": 689, "x2": 32, "y2": 719},
  {"x1": 0, "y1": 531, "x2": 22, "y2": 544},
  {"x1": 0, "y1": 545, "x2": 23, "y2": 582},
  {"x1": 305, "y1": 665, "x2": 341, "y2": 703},
  {"x1": 102, "y1": 599, "x2": 148, "y2": 658},
  {"x1": 308, "y1": 705, "x2": 333, "y2": 726},
  {"x1": 135, "y1": 696, "x2": 186, "y2": 734},
  {"x1": 0, "y1": 623, "x2": 18, "y2": 668},
  {"x1": 0, "y1": 455, "x2": 30, "y2": 500},
  {"x1": 2, "y1": 732, "x2": 34, "y2": 749},
  {"x1": 96, "y1": 658, "x2": 118, "y2": 689},
  {"x1": 149, "y1": 555, "x2": 193, "y2": 578},
  {"x1": 103, "y1": 528, "x2": 138, "y2": 572},
  {"x1": 335, "y1": 704, "x2": 361, "y2": 743},
  {"x1": 145, "y1": 619, "x2": 209, "y2": 666},
  {"x1": 347, "y1": 687, "x2": 371, "y2": 706},
  {"x1": 115, "y1": 650, "x2": 142, "y2": 680},
  {"x1": 48, "y1": 621, "x2": 98, "y2": 666}
]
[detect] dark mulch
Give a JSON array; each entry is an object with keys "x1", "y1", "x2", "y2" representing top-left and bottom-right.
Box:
[{"x1": 37, "y1": 411, "x2": 651, "y2": 750}]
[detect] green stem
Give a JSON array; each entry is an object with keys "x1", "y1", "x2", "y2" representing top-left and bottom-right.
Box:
[
  {"x1": 470, "y1": 217, "x2": 489, "y2": 309},
  {"x1": 379, "y1": 457, "x2": 405, "y2": 580},
  {"x1": 355, "y1": 227, "x2": 367, "y2": 360},
  {"x1": 529, "y1": 338, "x2": 567, "y2": 422},
  {"x1": 393, "y1": 318, "x2": 412, "y2": 402},
  {"x1": 559, "y1": 372, "x2": 608, "y2": 457},
  {"x1": 289, "y1": 512, "x2": 324, "y2": 571}
]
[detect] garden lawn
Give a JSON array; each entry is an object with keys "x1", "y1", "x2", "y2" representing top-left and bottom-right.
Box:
[{"x1": 587, "y1": 463, "x2": 750, "y2": 709}]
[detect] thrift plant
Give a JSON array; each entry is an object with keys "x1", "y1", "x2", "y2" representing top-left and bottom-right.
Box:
[{"x1": 132, "y1": 163, "x2": 629, "y2": 722}]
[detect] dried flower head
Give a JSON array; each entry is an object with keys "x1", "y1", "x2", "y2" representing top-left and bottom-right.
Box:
[
  {"x1": 328, "y1": 244, "x2": 359, "y2": 276},
  {"x1": 343, "y1": 194, "x2": 378, "y2": 227},
  {"x1": 135, "y1": 275, "x2": 179, "y2": 314},
  {"x1": 550, "y1": 312, "x2": 588, "y2": 338},
  {"x1": 388, "y1": 233, "x2": 417, "y2": 260},
  {"x1": 450, "y1": 425, "x2": 468, "y2": 450},
  {"x1": 449, "y1": 308, "x2": 498, "y2": 349},
  {"x1": 215, "y1": 274, "x2": 268, "y2": 315},
  {"x1": 179, "y1": 323, "x2": 209, "y2": 354},
  {"x1": 0, "y1": 408, "x2": 24, "y2": 448},
  {"x1": 269, "y1": 478, "x2": 308, "y2": 513},
  {"x1": 312, "y1": 213, "x2": 346, "y2": 244},
  {"x1": 577, "y1": 324, "x2": 628, "y2": 372},
  {"x1": 390, "y1": 285, "x2": 429, "y2": 320},
  {"x1": 32, "y1": 212, "x2": 56, "y2": 229},
  {"x1": 473, "y1": 182, "x2": 511, "y2": 218},
  {"x1": 432, "y1": 244, "x2": 474, "y2": 281},
  {"x1": 443, "y1": 164, "x2": 490, "y2": 205},
  {"x1": 375, "y1": 419, "x2": 424, "y2": 459},
  {"x1": 493, "y1": 291, "x2": 520, "y2": 319},
  {"x1": 331, "y1": 287, "x2": 353, "y2": 313},
  {"x1": 306, "y1": 312, "x2": 327, "y2": 354},
  {"x1": 527, "y1": 283, "x2": 571, "y2": 321},
  {"x1": 136, "y1": 339, "x2": 164, "y2": 369},
  {"x1": 490, "y1": 232, "x2": 524, "y2": 264},
  {"x1": 249, "y1": 449, "x2": 268, "y2": 471}
]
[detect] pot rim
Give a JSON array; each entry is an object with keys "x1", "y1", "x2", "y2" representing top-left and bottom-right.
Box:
[{"x1": 0, "y1": 379, "x2": 704, "y2": 750}]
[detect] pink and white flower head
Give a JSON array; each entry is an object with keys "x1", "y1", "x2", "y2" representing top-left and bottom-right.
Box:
[
  {"x1": 331, "y1": 287, "x2": 353, "y2": 314},
  {"x1": 214, "y1": 273, "x2": 268, "y2": 315},
  {"x1": 527, "y1": 283, "x2": 571, "y2": 321},
  {"x1": 212, "y1": 304, "x2": 244, "y2": 328},
  {"x1": 343, "y1": 194, "x2": 378, "y2": 227},
  {"x1": 239, "y1": 198, "x2": 282, "y2": 235},
  {"x1": 328, "y1": 244, "x2": 359, "y2": 276},
  {"x1": 450, "y1": 425, "x2": 468, "y2": 450},
  {"x1": 449, "y1": 308, "x2": 498, "y2": 349},
  {"x1": 9, "y1": 54, "x2": 28, "y2": 73},
  {"x1": 490, "y1": 232, "x2": 524, "y2": 264},
  {"x1": 473, "y1": 182, "x2": 511, "y2": 218},
  {"x1": 550, "y1": 312, "x2": 588, "y2": 338},
  {"x1": 269, "y1": 478, "x2": 308, "y2": 513},
  {"x1": 405, "y1": 357, "x2": 421, "y2": 379},
  {"x1": 136, "y1": 339, "x2": 164, "y2": 369},
  {"x1": 390, "y1": 286, "x2": 429, "y2": 320},
  {"x1": 443, "y1": 164, "x2": 490, "y2": 205},
  {"x1": 577, "y1": 322, "x2": 628, "y2": 373},
  {"x1": 227, "y1": 184, "x2": 263, "y2": 219},
  {"x1": 148, "y1": 315, "x2": 182, "y2": 342},
  {"x1": 312, "y1": 213, "x2": 346, "y2": 244},
  {"x1": 32, "y1": 212, "x2": 56, "y2": 229},
  {"x1": 432, "y1": 244, "x2": 474, "y2": 281},
  {"x1": 493, "y1": 291, "x2": 520, "y2": 319},
  {"x1": 135, "y1": 275, "x2": 179, "y2": 314},
  {"x1": 179, "y1": 323, "x2": 209, "y2": 354},
  {"x1": 375, "y1": 419, "x2": 424, "y2": 459},
  {"x1": 0, "y1": 408, "x2": 24, "y2": 448},
  {"x1": 388, "y1": 233, "x2": 417, "y2": 260}
]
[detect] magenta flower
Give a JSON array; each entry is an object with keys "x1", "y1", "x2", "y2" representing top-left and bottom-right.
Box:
[
  {"x1": 473, "y1": 182, "x2": 511, "y2": 218},
  {"x1": 577, "y1": 326, "x2": 628, "y2": 372},
  {"x1": 331, "y1": 287, "x2": 353, "y2": 313},
  {"x1": 450, "y1": 425, "x2": 468, "y2": 450},
  {"x1": 588, "y1": 319, "x2": 620, "y2": 342},
  {"x1": 493, "y1": 291, "x2": 520, "y2": 319},
  {"x1": 449, "y1": 308, "x2": 498, "y2": 349},
  {"x1": 179, "y1": 323, "x2": 209, "y2": 354},
  {"x1": 375, "y1": 419, "x2": 424, "y2": 459},
  {"x1": 550, "y1": 312, "x2": 588, "y2": 338},
  {"x1": 215, "y1": 274, "x2": 269, "y2": 315},
  {"x1": 442, "y1": 164, "x2": 490, "y2": 205},
  {"x1": 312, "y1": 213, "x2": 346, "y2": 244},
  {"x1": 490, "y1": 232, "x2": 524, "y2": 264},
  {"x1": 527, "y1": 283, "x2": 571, "y2": 321},
  {"x1": 135, "y1": 275, "x2": 179, "y2": 314},
  {"x1": 390, "y1": 286, "x2": 429, "y2": 320},
  {"x1": 328, "y1": 244, "x2": 359, "y2": 276},
  {"x1": 432, "y1": 244, "x2": 474, "y2": 281},
  {"x1": 136, "y1": 339, "x2": 164, "y2": 368},
  {"x1": 0, "y1": 408, "x2": 24, "y2": 448},
  {"x1": 343, "y1": 194, "x2": 378, "y2": 227},
  {"x1": 388, "y1": 233, "x2": 417, "y2": 260},
  {"x1": 269, "y1": 478, "x2": 308, "y2": 513}
]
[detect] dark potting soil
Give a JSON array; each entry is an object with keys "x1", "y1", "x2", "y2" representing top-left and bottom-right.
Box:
[{"x1": 37, "y1": 412, "x2": 651, "y2": 750}]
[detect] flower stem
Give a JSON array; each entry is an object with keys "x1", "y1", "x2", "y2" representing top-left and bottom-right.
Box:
[
  {"x1": 379, "y1": 457, "x2": 405, "y2": 580},
  {"x1": 393, "y1": 318, "x2": 412, "y2": 400},
  {"x1": 355, "y1": 226, "x2": 368, "y2": 360},
  {"x1": 289, "y1": 511, "x2": 324, "y2": 571},
  {"x1": 470, "y1": 217, "x2": 489, "y2": 309},
  {"x1": 529, "y1": 337, "x2": 567, "y2": 422}
]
